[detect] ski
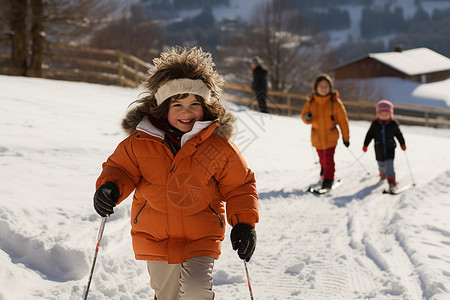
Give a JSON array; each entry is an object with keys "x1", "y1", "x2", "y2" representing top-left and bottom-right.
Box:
[
  {"x1": 309, "y1": 179, "x2": 342, "y2": 195},
  {"x1": 382, "y1": 184, "x2": 413, "y2": 195},
  {"x1": 307, "y1": 179, "x2": 323, "y2": 193}
]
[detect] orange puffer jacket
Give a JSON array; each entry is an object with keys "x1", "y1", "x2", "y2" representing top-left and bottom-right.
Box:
[
  {"x1": 96, "y1": 118, "x2": 259, "y2": 264},
  {"x1": 301, "y1": 91, "x2": 350, "y2": 150}
]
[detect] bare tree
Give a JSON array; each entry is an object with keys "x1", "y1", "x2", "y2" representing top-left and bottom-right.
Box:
[
  {"x1": 43, "y1": 0, "x2": 119, "y2": 45},
  {"x1": 218, "y1": 0, "x2": 330, "y2": 94},
  {"x1": 0, "y1": 0, "x2": 10, "y2": 37},
  {"x1": 9, "y1": 0, "x2": 27, "y2": 75},
  {"x1": 89, "y1": 4, "x2": 164, "y2": 62},
  {"x1": 29, "y1": 0, "x2": 43, "y2": 77},
  {"x1": 2, "y1": 0, "x2": 118, "y2": 77}
]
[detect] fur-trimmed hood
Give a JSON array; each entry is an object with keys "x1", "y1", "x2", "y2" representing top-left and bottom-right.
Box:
[
  {"x1": 129, "y1": 109, "x2": 236, "y2": 143},
  {"x1": 121, "y1": 46, "x2": 233, "y2": 139},
  {"x1": 211, "y1": 109, "x2": 236, "y2": 140}
]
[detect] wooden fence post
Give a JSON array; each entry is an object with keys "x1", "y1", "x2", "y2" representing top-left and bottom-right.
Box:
[
  {"x1": 287, "y1": 96, "x2": 292, "y2": 115},
  {"x1": 118, "y1": 52, "x2": 124, "y2": 87},
  {"x1": 134, "y1": 60, "x2": 139, "y2": 87}
]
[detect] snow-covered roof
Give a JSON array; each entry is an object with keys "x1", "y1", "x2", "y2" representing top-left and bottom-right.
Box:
[{"x1": 369, "y1": 47, "x2": 450, "y2": 76}]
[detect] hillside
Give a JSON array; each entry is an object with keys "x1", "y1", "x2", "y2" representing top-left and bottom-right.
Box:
[
  {"x1": 175, "y1": 0, "x2": 450, "y2": 59},
  {"x1": 1, "y1": 75, "x2": 450, "y2": 299}
]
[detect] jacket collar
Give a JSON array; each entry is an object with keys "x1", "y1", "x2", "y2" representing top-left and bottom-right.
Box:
[
  {"x1": 377, "y1": 118, "x2": 392, "y2": 124},
  {"x1": 136, "y1": 117, "x2": 214, "y2": 147}
]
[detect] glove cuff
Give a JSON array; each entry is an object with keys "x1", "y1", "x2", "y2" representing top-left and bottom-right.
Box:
[{"x1": 233, "y1": 223, "x2": 254, "y2": 231}]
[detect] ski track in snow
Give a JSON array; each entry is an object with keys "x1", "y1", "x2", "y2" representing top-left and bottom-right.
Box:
[
  {"x1": 213, "y1": 158, "x2": 449, "y2": 299},
  {"x1": 214, "y1": 183, "x2": 419, "y2": 299},
  {"x1": 214, "y1": 169, "x2": 450, "y2": 300},
  {"x1": 393, "y1": 171, "x2": 450, "y2": 300}
]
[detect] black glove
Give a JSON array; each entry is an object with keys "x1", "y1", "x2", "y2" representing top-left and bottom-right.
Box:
[
  {"x1": 305, "y1": 113, "x2": 312, "y2": 122},
  {"x1": 93, "y1": 181, "x2": 120, "y2": 217},
  {"x1": 343, "y1": 140, "x2": 350, "y2": 147},
  {"x1": 230, "y1": 223, "x2": 257, "y2": 262}
]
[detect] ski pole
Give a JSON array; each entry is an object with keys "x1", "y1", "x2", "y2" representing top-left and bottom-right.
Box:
[
  {"x1": 244, "y1": 260, "x2": 255, "y2": 300},
  {"x1": 83, "y1": 216, "x2": 107, "y2": 300},
  {"x1": 346, "y1": 147, "x2": 370, "y2": 175},
  {"x1": 349, "y1": 151, "x2": 365, "y2": 167},
  {"x1": 403, "y1": 150, "x2": 416, "y2": 186},
  {"x1": 311, "y1": 145, "x2": 318, "y2": 165}
]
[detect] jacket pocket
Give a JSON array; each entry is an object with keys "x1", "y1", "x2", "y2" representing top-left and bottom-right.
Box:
[
  {"x1": 388, "y1": 138, "x2": 397, "y2": 148},
  {"x1": 133, "y1": 200, "x2": 147, "y2": 224},
  {"x1": 209, "y1": 205, "x2": 224, "y2": 228}
]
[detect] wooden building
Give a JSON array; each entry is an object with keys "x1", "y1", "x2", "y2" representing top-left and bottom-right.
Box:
[{"x1": 333, "y1": 47, "x2": 450, "y2": 83}]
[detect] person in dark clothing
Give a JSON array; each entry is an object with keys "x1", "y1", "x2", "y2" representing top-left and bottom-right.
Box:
[
  {"x1": 250, "y1": 57, "x2": 269, "y2": 113},
  {"x1": 363, "y1": 100, "x2": 406, "y2": 192}
]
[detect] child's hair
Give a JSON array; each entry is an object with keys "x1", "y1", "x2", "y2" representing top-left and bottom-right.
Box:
[
  {"x1": 376, "y1": 100, "x2": 394, "y2": 119},
  {"x1": 313, "y1": 73, "x2": 334, "y2": 94},
  {"x1": 122, "y1": 46, "x2": 234, "y2": 137}
]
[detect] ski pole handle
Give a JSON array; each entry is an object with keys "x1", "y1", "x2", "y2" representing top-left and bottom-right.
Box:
[
  {"x1": 244, "y1": 260, "x2": 255, "y2": 300},
  {"x1": 83, "y1": 217, "x2": 107, "y2": 300}
]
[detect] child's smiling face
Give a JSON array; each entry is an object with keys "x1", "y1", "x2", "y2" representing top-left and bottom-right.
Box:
[
  {"x1": 168, "y1": 94, "x2": 205, "y2": 132},
  {"x1": 378, "y1": 111, "x2": 391, "y2": 121},
  {"x1": 316, "y1": 80, "x2": 330, "y2": 96}
]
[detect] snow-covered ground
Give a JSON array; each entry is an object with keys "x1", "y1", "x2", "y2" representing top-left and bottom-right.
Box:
[{"x1": 1, "y1": 75, "x2": 450, "y2": 299}]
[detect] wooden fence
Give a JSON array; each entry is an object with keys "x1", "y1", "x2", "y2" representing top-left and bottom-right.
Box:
[
  {"x1": 1, "y1": 42, "x2": 450, "y2": 127},
  {"x1": 224, "y1": 83, "x2": 450, "y2": 128},
  {"x1": 43, "y1": 43, "x2": 152, "y2": 87}
]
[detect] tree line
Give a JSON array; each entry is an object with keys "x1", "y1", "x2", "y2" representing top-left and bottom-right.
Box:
[
  {"x1": 360, "y1": 5, "x2": 450, "y2": 39},
  {"x1": 336, "y1": 5, "x2": 450, "y2": 62}
]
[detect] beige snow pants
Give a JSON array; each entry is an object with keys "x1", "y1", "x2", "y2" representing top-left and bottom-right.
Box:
[{"x1": 147, "y1": 256, "x2": 215, "y2": 300}]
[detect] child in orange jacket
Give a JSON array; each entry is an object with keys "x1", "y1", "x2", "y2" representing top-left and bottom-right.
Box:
[
  {"x1": 93, "y1": 46, "x2": 259, "y2": 299},
  {"x1": 301, "y1": 74, "x2": 350, "y2": 190}
]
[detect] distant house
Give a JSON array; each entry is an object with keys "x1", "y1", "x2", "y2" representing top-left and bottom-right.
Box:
[{"x1": 333, "y1": 47, "x2": 450, "y2": 83}]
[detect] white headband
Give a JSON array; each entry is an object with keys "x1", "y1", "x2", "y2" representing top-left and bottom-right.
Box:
[{"x1": 154, "y1": 78, "x2": 211, "y2": 106}]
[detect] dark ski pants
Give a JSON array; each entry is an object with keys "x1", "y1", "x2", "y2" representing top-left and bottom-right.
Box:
[
  {"x1": 316, "y1": 147, "x2": 336, "y2": 181},
  {"x1": 255, "y1": 91, "x2": 268, "y2": 113}
]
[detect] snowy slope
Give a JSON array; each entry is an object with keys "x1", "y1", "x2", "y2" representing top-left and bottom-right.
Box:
[{"x1": 1, "y1": 75, "x2": 450, "y2": 299}]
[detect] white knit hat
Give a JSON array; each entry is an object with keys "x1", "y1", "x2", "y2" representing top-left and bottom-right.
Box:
[{"x1": 154, "y1": 78, "x2": 211, "y2": 106}]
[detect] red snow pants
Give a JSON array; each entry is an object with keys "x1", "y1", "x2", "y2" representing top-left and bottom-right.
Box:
[{"x1": 316, "y1": 147, "x2": 336, "y2": 181}]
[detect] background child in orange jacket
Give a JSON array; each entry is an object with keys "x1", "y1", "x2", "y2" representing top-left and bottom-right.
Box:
[
  {"x1": 301, "y1": 74, "x2": 350, "y2": 190},
  {"x1": 93, "y1": 46, "x2": 259, "y2": 300},
  {"x1": 363, "y1": 100, "x2": 406, "y2": 192}
]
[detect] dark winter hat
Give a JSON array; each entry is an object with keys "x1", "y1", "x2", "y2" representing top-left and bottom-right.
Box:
[
  {"x1": 376, "y1": 100, "x2": 394, "y2": 118},
  {"x1": 251, "y1": 56, "x2": 262, "y2": 65},
  {"x1": 313, "y1": 73, "x2": 334, "y2": 92}
]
